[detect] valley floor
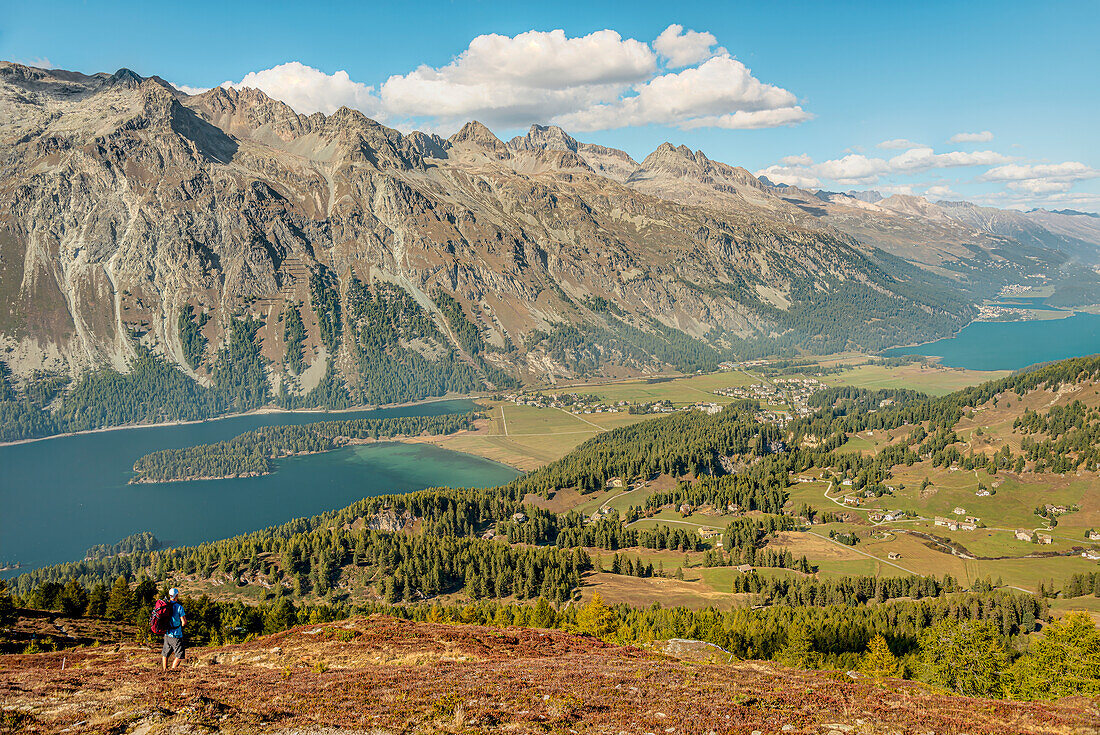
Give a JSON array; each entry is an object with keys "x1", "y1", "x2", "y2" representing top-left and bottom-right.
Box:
[{"x1": 416, "y1": 357, "x2": 1010, "y2": 471}]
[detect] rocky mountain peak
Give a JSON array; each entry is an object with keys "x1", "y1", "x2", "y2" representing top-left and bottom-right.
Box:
[
  {"x1": 501, "y1": 124, "x2": 637, "y2": 182},
  {"x1": 631, "y1": 142, "x2": 703, "y2": 178},
  {"x1": 449, "y1": 121, "x2": 505, "y2": 149},
  {"x1": 104, "y1": 67, "x2": 144, "y2": 88},
  {"x1": 507, "y1": 124, "x2": 579, "y2": 153},
  {"x1": 447, "y1": 120, "x2": 511, "y2": 162},
  {"x1": 845, "y1": 190, "x2": 884, "y2": 204},
  {"x1": 405, "y1": 130, "x2": 449, "y2": 159},
  {"x1": 189, "y1": 84, "x2": 313, "y2": 144},
  {"x1": 629, "y1": 143, "x2": 707, "y2": 184},
  {"x1": 877, "y1": 194, "x2": 950, "y2": 220},
  {"x1": 7, "y1": 61, "x2": 1098, "y2": 400},
  {"x1": 327, "y1": 105, "x2": 373, "y2": 128}
]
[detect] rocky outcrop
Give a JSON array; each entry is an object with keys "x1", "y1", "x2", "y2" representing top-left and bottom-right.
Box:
[{"x1": 507, "y1": 124, "x2": 638, "y2": 181}]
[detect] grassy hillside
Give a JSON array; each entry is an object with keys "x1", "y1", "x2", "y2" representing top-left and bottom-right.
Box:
[{"x1": 4, "y1": 615, "x2": 1097, "y2": 735}]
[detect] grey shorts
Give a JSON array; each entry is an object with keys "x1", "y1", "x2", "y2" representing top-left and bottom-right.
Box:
[{"x1": 162, "y1": 634, "x2": 185, "y2": 659}]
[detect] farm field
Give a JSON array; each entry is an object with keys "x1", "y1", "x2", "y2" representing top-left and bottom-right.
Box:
[
  {"x1": 412, "y1": 401, "x2": 648, "y2": 470},
  {"x1": 415, "y1": 357, "x2": 1009, "y2": 471},
  {"x1": 811, "y1": 362, "x2": 1011, "y2": 396},
  {"x1": 782, "y1": 467, "x2": 1100, "y2": 595},
  {"x1": 579, "y1": 571, "x2": 745, "y2": 609},
  {"x1": 412, "y1": 357, "x2": 1100, "y2": 609},
  {"x1": 554, "y1": 371, "x2": 759, "y2": 405},
  {"x1": 873, "y1": 464, "x2": 1100, "y2": 539},
  {"x1": 1051, "y1": 594, "x2": 1100, "y2": 624}
]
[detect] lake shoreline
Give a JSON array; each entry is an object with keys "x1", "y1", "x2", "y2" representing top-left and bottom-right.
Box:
[
  {"x1": 0, "y1": 394, "x2": 483, "y2": 449},
  {"x1": 884, "y1": 294, "x2": 1099, "y2": 358},
  {"x1": 2, "y1": 426, "x2": 519, "y2": 576},
  {"x1": 124, "y1": 433, "x2": 494, "y2": 484},
  {"x1": 882, "y1": 308, "x2": 1100, "y2": 371}
]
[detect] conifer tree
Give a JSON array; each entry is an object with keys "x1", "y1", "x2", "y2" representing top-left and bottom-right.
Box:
[
  {"x1": 1006, "y1": 612, "x2": 1100, "y2": 699},
  {"x1": 58, "y1": 579, "x2": 88, "y2": 617},
  {"x1": 860, "y1": 634, "x2": 901, "y2": 679},
  {"x1": 104, "y1": 576, "x2": 134, "y2": 621},
  {"x1": 0, "y1": 580, "x2": 14, "y2": 626},
  {"x1": 920, "y1": 619, "x2": 1007, "y2": 696},
  {"x1": 575, "y1": 593, "x2": 617, "y2": 639},
  {"x1": 777, "y1": 626, "x2": 817, "y2": 668}
]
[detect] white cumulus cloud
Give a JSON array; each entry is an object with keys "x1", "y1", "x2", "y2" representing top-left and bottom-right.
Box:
[
  {"x1": 979, "y1": 161, "x2": 1100, "y2": 195},
  {"x1": 924, "y1": 184, "x2": 958, "y2": 199},
  {"x1": 210, "y1": 26, "x2": 808, "y2": 134},
  {"x1": 948, "y1": 130, "x2": 993, "y2": 143},
  {"x1": 755, "y1": 166, "x2": 821, "y2": 189},
  {"x1": 377, "y1": 29, "x2": 654, "y2": 129},
  {"x1": 877, "y1": 138, "x2": 923, "y2": 150},
  {"x1": 224, "y1": 61, "x2": 381, "y2": 117},
  {"x1": 174, "y1": 83, "x2": 209, "y2": 96},
  {"x1": 653, "y1": 24, "x2": 726, "y2": 68},
  {"x1": 813, "y1": 154, "x2": 891, "y2": 185},
  {"x1": 888, "y1": 147, "x2": 1011, "y2": 172},
  {"x1": 979, "y1": 161, "x2": 1098, "y2": 182},
  {"x1": 555, "y1": 54, "x2": 810, "y2": 132},
  {"x1": 757, "y1": 146, "x2": 1013, "y2": 188}
]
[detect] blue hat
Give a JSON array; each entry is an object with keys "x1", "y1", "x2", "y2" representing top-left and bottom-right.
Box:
[{"x1": 169, "y1": 588, "x2": 179, "y2": 598}]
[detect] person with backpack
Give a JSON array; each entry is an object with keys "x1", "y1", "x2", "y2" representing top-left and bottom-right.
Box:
[{"x1": 153, "y1": 588, "x2": 186, "y2": 670}]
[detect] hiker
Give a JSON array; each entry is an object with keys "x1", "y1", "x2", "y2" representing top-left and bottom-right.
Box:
[{"x1": 159, "y1": 588, "x2": 186, "y2": 670}]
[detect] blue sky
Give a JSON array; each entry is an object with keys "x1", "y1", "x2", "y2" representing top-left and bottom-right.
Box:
[{"x1": 3, "y1": 0, "x2": 1098, "y2": 210}]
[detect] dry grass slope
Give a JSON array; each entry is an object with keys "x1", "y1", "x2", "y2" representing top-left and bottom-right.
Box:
[{"x1": 2, "y1": 615, "x2": 1098, "y2": 734}]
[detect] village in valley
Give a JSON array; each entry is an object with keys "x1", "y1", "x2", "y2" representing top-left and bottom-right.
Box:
[
  {"x1": 713, "y1": 376, "x2": 828, "y2": 421},
  {"x1": 413, "y1": 355, "x2": 1100, "y2": 607},
  {"x1": 496, "y1": 374, "x2": 829, "y2": 428}
]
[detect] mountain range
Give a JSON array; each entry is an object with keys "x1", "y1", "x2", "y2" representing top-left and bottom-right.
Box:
[{"x1": 2, "y1": 62, "x2": 1099, "y2": 421}]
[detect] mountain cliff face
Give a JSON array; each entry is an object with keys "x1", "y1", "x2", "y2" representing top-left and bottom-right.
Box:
[
  {"x1": 3, "y1": 61, "x2": 1090, "y2": 428},
  {"x1": 0, "y1": 62, "x2": 984, "y2": 409}
]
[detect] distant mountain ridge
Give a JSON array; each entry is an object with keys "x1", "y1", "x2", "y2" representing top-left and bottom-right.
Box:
[{"x1": 1, "y1": 61, "x2": 1099, "y2": 436}]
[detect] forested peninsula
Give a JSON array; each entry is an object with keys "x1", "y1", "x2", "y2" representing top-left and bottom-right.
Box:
[{"x1": 128, "y1": 412, "x2": 478, "y2": 483}]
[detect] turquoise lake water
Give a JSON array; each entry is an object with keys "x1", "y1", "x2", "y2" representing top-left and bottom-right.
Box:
[
  {"x1": 884, "y1": 311, "x2": 1100, "y2": 371},
  {"x1": 0, "y1": 399, "x2": 518, "y2": 575}
]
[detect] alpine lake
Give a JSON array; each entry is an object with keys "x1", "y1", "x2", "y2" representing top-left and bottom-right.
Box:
[
  {"x1": 0, "y1": 399, "x2": 518, "y2": 576},
  {"x1": 6, "y1": 297, "x2": 1100, "y2": 577},
  {"x1": 884, "y1": 298, "x2": 1100, "y2": 371}
]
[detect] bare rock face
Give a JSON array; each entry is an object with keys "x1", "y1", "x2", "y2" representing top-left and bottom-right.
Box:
[
  {"x1": 365, "y1": 508, "x2": 413, "y2": 532},
  {"x1": 507, "y1": 124, "x2": 638, "y2": 182},
  {"x1": 0, "y1": 62, "x2": 980, "y2": 393},
  {"x1": 507, "y1": 124, "x2": 581, "y2": 153},
  {"x1": 625, "y1": 143, "x2": 784, "y2": 214}
]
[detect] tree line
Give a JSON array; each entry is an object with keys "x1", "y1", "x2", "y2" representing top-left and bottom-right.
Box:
[
  {"x1": 10, "y1": 576, "x2": 1098, "y2": 701},
  {"x1": 129, "y1": 412, "x2": 477, "y2": 482}
]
